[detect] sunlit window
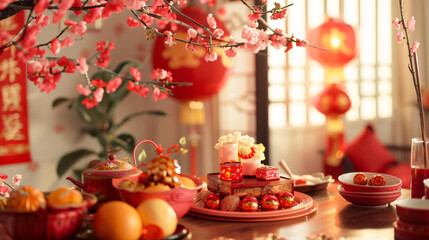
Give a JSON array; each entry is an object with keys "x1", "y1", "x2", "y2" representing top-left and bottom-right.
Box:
[{"x1": 267, "y1": 0, "x2": 393, "y2": 128}]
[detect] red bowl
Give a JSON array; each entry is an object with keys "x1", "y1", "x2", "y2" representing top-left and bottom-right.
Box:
[
  {"x1": 394, "y1": 221, "x2": 429, "y2": 240},
  {"x1": 396, "y1": 198, "x2": 429, "y2": 226},
  {"x1": 338, "y1": 172, "x2": 402, "y2": 192},
  {"x1": 338, "y1": 185, "x2": 401, "y2": 207},
  {"x1": 0, "y1": 192, "x2": 96, "y2": 240},
  {"x1": 113, "y1": 173, "x2": 202, "y2": 219}
]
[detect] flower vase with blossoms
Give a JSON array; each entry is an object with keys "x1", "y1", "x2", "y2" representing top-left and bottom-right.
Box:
[
  {"x1": 215, "y1": 132, "x2": 266, "y2": 177},
  {"x1": 393, "y1": 0, "x2": 427, "y2": 198}
]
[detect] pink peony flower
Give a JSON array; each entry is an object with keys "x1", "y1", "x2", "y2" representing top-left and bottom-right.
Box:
[
  {"x1": 77, "y1": 84, "x2": 91, "y2": 96},
  {"x1": 407, "y1": 16, "x2": 416, "y2": 32},
  {"x1": 207, "y1": 13, "x2": 217, "y2": 29}
]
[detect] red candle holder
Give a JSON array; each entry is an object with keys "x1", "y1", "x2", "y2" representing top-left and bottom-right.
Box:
[{"x1": 220, "y1": 162, "x2": 243, "y2": 181}]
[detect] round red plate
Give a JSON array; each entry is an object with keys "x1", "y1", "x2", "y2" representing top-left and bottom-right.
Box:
[{"x1": 187, "y1": 192, "x2": 318, "y2": 222}]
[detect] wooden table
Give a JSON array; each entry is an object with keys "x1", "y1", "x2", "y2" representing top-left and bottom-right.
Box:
[{"x1": 180, "y1": 182, "x2": 407, "y2": 240}]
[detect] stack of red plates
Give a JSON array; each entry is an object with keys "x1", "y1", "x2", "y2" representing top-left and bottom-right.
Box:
[
  {"x1": 395, "y1": 198, "x2": 429, "y2": 240},
  {"x1": 337, "y1": 172, "x2": 402, "y2": 207}
]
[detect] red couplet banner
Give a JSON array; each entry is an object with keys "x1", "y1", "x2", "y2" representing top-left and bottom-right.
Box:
[{"x1": 0, "y1": 11, "x2": 32, "y2": 166}]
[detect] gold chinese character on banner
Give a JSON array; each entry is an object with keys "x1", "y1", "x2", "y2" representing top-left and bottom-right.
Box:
[
  {"x1": 1, "y1": 113, "x2": 24, "y2": 141},
  {"x1": 0, "y1": 47, "x2": 21, "y2": 83},
  {"x1": 1, "y1": 83, "x2": 22, "y2": 111}
]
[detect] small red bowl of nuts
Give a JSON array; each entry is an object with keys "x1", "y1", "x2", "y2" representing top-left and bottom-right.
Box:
[{"x1": 338, "y1": 172, "x2": 402, "y2": 192}]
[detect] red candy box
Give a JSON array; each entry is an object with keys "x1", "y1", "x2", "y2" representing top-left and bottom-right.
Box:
[
  {"x1": 256, "y1": 166, "x2": 280, "y2": 180},
  {"x1": 220, "y1": 162, "x2": 243, "y2": 181}
]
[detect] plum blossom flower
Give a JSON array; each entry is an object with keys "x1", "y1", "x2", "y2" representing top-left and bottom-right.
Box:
[
  {"x1": 102, "y1": 1, "x2": 125, "y2": 19},
  {"x1": 82, "y1": 96, "x2": 100, "y2": 109},
  {"x1": 207, "y1": 13, "x2": 217, "y2": 29},
  {"x1": 76, "y1": 57, "x2": 88, "y2": 74},
  {"x1": 407, "y1": 16, "x2": 416, "y2": 32},
  {"x1": 130, "y1": 67, "x2": 141, "y2": 81},
  {"x1": 241, "y1": 25, "x2": 269, "y2": 53},
  {"x1": 77, "y1": 84, "x2": 91, "y2": 96},
  {"x1": 164, "y1": 31, "x2": 175, "y2": 46},
  {"x1": 127, "y1": 81, "x2": 149, "y2": 97},
  {"x1": 127, "y1": 17, "x2": 140, "y2": 28},
  {"x1": 121, "y1": 0, "x2": 142, "y2": 10},
  {"x1": 411, "y1": 41, "x2": 420, "y2": 53},
  {"x1": 50, "y1": 38, "x2": 61, "y2": 55},
  {"x1": 153, "y1": 87, "x2": 168, "y2": 101},
  {"x1": 187, "y1": 28, "x2": 197, "y2": 38},
  {"x1": 392, "y1": 17, "x2": 400, "y2": 30},
  {"x1": 13, "y1": 174, "x2": 22, "y2": 187},
  {"x1": 57, "y1": 56, "x2": 76, "y2": 73},
  {"x1": 205, "y1": 51, "x2": 217, "y2": 62},
  {"x1": 93, "y1": 87, "x2": 104, "y2": 102},
  {"x1": 83, "y1": 3, "x2": 102, "y2": 23},
  {"x1": 35, "y1": 14, "x2": 50, "y2": 28},
  {"x1": 106, "y1": 77, "x2": 122, "y2": 93},
  {"x1": 70, "y1": 21, "x2": 87, "y2": 36},
  {"x1": 396, "y1": 31, "x2": 404, "y2": 43},
  {"x1": 91, "y1": 79, "x2": 107, "y2": 88},
  {"x1": 61, "y1": 36, "x2": 74, "y2": 48},
  {"x1": 214, "y1": 29, "x2": 224, "y2": 38},
  {"x1": 225, "y1": 48, "x2": 238, "y2": 58},
  {"x1": 34, "y1": 0, "x2": 50, "y2": 15},
  {"x1": 271, "y1": 9, "x2": 287, "y2": 20},
  {"x1": 150, "y1": 68, "x2": 168, "y2": 80},
  {"x1": 248, "y1": 8, "x2": 261, "y2": 22},
  {"x1": 140, "y1": 13, "x2": 153, "y2": 25}
]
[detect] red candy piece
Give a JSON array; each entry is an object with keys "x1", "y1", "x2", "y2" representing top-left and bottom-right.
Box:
[
  {"x1": 260, "y1": 195, "x2": 280, "y2": 211},
  {"x1": 368, "y1": 175, "x2": 386, "y2": 186},
  {"x1": 353, "y1": 173, "x2": 368, "y2": 185},
  {"x1": 204, "y1": 194, "x2": 221, "y2": 210},
  {"x1": 240, "y1": 196, "x2": 259, "y2": 212},
  {"x1": 277, "y1": 192, "x2": 295, "y2": 209}
]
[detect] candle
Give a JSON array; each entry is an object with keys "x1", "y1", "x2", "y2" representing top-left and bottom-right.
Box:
[
  {"x1": 218, "y1": 142, "x2": 238, "y2": 164},
  {"x1": 242, "y1": 157, "x2": 261, "y2": 177}
]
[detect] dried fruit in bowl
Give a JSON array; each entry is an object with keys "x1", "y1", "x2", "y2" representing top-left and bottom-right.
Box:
[
  {"x1": 146, "y1": 156, "x2": 180, "y2": 188},
  {"x1": 7, "y1": 186, "x2": 46, "y2": 211},
  {"x1": 353, "y1": 173, "x2": 368, "y2": 185},
  {"x1": 369, "y1": 175, "x2": 386, "y2": 186},
  {"x1": 47, "y1": 186, "x2": 83, "y2": 208}
]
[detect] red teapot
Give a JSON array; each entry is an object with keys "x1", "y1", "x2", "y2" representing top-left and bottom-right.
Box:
[{"x1": 67, "y1": 155, "x2": 142, "y2": 205}]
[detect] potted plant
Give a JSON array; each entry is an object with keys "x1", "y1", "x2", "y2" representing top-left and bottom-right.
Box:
[{"x1": 54, "y1": 60, "x2": 165, "y2": 178}]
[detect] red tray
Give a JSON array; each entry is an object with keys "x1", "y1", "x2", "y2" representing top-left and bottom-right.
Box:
[{"x1": 187, "y1": 192, "x2": 318, "y2": 222}]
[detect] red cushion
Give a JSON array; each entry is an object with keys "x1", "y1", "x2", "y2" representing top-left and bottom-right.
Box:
[
  {"x1": 345, "y1": 125, "x2": 396, "y2": 173},
  {"x1": 382, "y1": 162, "x2": 411, "y2": 189}
]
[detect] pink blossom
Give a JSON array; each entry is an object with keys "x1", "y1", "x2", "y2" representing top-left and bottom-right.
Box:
[
  {"x1": 271, "y1": 9, "x2": 287, "y2": 20},
  {"x1": 153, "y1": 87, "x2": 168, "y2": 101},
  {"x1": 38, "y1": 70, "x2": 61, "y2": 93},
  {"x1": 51, "y1": 38, "x2": 61, "y2": 55},
  {"x1": 185, "y1": 43, "x2": 197, "y2": 53},
  {"x1": 21, "y1": 25, "x2": 41, "y2": 49},
  {"x1": 207, "y1": 13, "x2": 217, "y2": 29},
  {"x1": 241, "y1": 25, "x2": 269, "y2": 53},
  {"x1": 71, "y1": 0, "x2": 83, "y2": 16},
  {"x1": 411, "y1": 41, "x2": 420, "y2": 53},
  {"x1": 285, "y1": 40, "x2": 293, "y2": 53},
  {"x1": 248, "y1": 20, "x2": 258, "y2": 28},
  {"x1": 12, "y1": 174, "x2": 22, "y2": 187},
  {"x1": 225, "y1": 48, "x2": 238, "y2": 58},
  {"x1": 187, "y1": 28, "x2": 197, "y2": 38},
  {"x1": 53, "y1": 0, "x2": 74, "y2": 24},
  {"x1": 76, "y1": 57, "x2": 88, "y2": 73},
  {"x1": 91, "y1": 79, "x2": 107, "y2": 88},
  {"x1": 57, "y1": 56, "x2": 76, "y2": 73},
  {"x1": 248, "y1": 8, "x2": 261, "y2": 22},
  {"x1": 407, "y1": 16, "x2": 416, "y2": 32},
  {"x1": 93, "y1": 87, "x2": 104, "y2": 102},
  {"x1": 217, "y1": 7, "x2": 227, "y2": 17},
  {"x1": 70, "y1": 21, "x2": 87, "y2": 36},
  {"x1": 130, "y1": 67, "x2": 141, "y2": 81},
  {"x1": 64, "y1": 20, "x2": 76, "y2": 26},
  {"x1": 102, "y1": 1, "x2": 125, "y2": 19},
  {"x1": 139, "y1": 13, "x2": 154, "y2": 25},
  {"x1": 0, "y1": 174, "x2": 7, "y2": 180},
  {"x1": 35, "y1": 14, "x2": 50, "y2": 28},
  {"x1": 150, "y1": 68, "x2": 168, "y2": 80},
  {"x1": 127, "y1": 81, "x2": 149, "y2": 97},
  {"x1": 77, "y1": 84, "x2": 91, "y2": 96},
  {"x1": 107, "y1": 77, "x2": 123, "y2": 93},
  {"x1": 82, "y1": 96, "x2": 100, "y2": 109},
  {"x1": 121, "y1": 0, "x2": 142, "y2": 10},
  {"x1": 34, "y1": 0, "x2": 50, "y2": 15},
  {"x1": 61, "y1": 36, "x2": 74, "y2": 48},
  {"x1": 0, "y1": 186, "x2": 9, "y2": 197},
  {"x1": 214, "y1": 29, "x2": 224, "y2": 38},
  {"x1": 392, "y1": 17, "x2": 400, "y2": 30},
  {"x1": 83, "y1": 2, "x2": 102, "y2": 23},
  {"x1": 96, "y1": 41, "x2": 106, "y2": 52},
  {"x1": 127, "y1": 17, "x2": 140, "y2": 28},
  {"x1": 205, "y1": 51, "x2": 217, "y2": 62},
  {"x1": 164, "y1": 31, "x2": 175, "y2": 46},
  {"x1": 0, "y1": 0, "x2": 13, "y2": 11},
  {"x1": 396, "y1": 31, "x2": 404, "y2": 43},
  {"x1": 296, "y1": 39, "x2": 308, "y2": 47}
]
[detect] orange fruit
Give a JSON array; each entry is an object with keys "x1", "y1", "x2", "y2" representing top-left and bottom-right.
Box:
[
  {"x1": 137, "y1": 199, "x2": 177, "y2": 239},
  {"x1": 93, "y1": 201, "x2": 142, "y2": 240},
  {"x1": 47, "y1": 187, "x2": 83, "y2": 207},
  {"x1": 179, "y1": 176, "x2": 196, "y2": 189},
  {"x1": 7, "y1": 186, "x2": 46, "y2": 211},
  {"x1": 144, "y1": 184, "x2": 171, "y2": 192}
]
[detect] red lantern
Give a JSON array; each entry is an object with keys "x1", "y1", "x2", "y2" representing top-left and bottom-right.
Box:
[
  {"x1": 307, "y1": 18, "x2": 357, "y2": 68},
  {"x1": 313, "y1": 84, "x2": 351, "y2": 117},
  {"x1": 152, "y1": 6, "x2": 232, "y2": 101}
]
